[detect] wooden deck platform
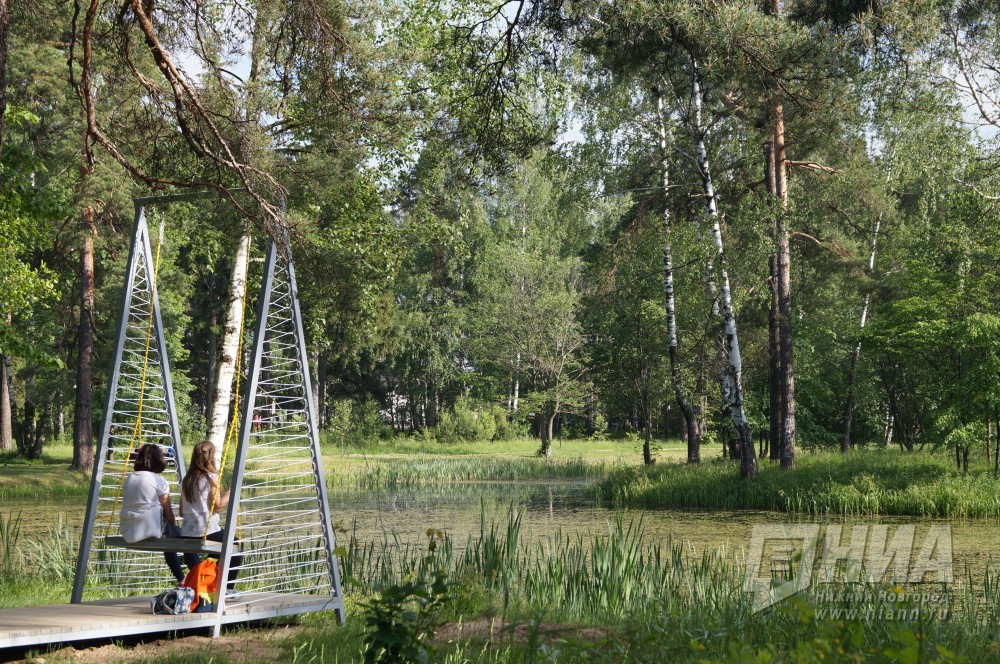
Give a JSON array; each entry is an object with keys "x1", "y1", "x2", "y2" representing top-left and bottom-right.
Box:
[{"x1": 0, "y1": 593, "x2": 339, "y2": 650}]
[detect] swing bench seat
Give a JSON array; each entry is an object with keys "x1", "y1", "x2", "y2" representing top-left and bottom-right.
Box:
[{"x1": 104, "y1": 536, "x2": 221, "y2": 555}]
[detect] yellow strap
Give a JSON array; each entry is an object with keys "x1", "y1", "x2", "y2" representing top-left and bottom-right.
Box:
[
  {"x1": 205, "y1": 228, "x2": 252, "y2": 540},
  {"x1": 105, "y1": 221, "x2": 165, "y2": 536}
]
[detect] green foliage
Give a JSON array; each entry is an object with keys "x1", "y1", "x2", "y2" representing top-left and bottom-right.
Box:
[
  {"x1": 583, "y1": 205, "x2": 673, "y2": 432},
  {"x1": 426, "y1": 398, "x2": 521, "y2": 444},
  {"x1": 591, "y1": 413, "x2": 608, "y2": 440},
  {"x1": 6, "y1": 0, "x2": 1000, "y2": 485},
  {"x1": 0, "y1": 104, "x2": 66, "y2": 360},
  {"x1": 361, "y1": 532, "x2": 452, "y2": 664},
  {"x1": 326, "y1": 397, "x2": 393, "y2": 450}
]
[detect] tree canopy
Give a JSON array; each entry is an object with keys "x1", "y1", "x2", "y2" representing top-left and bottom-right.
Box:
[{"x1": 2, "y1": 0, "x2": 999, "y2": 473}]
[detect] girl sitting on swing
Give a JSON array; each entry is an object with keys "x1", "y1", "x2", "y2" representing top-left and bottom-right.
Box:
[
  {"x1": 120, "y1": 443, "x2": 197, "y2": 582},
  {"x1": 179, "y1": 440, "x2": 243, "y2": 590}
]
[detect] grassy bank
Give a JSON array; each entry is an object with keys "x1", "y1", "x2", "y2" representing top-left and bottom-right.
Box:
[
  {"x1": 598, "y1": 449, "x2": 1000, "y2": 517},
  {"x1": 1, "y1": 437, "x2": 646, "y2": 501},
  {"x1": 0, "y1": 443, "x2": 91, "y2": 501},
  {"x1": 9, "y1": 507, "x2": 1000, "y2": 662},
  {"x1": 319, "y1": 435, "x2": 688, "y2": 462},
  {"x1": 8, "y1": 442, "x2": 1000, "y2": 518},
  {"x1": 329, "y1": 456, "x2": 610, "y2": 490}
]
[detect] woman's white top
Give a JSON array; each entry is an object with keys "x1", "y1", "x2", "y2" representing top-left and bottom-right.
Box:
[
  {"x1": 180, "y1": 472, "x2": 221, "y2": 537},
  {"x1": 119, "y1": 471, "x2": 169, "y2": 542}
]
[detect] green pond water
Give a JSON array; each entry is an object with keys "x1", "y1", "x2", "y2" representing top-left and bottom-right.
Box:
[{"x1": 6, "y1": 480, "x2": 1000, "y2": 580}]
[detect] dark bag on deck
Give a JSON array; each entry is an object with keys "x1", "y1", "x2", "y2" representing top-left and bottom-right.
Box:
[{"x1": 150, "y1": 587, "x2": 196, "y2": 614}]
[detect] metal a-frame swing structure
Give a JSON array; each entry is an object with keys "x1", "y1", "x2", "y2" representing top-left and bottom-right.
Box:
[{"x1": 0, "y1": 191, "x2": 344, "y2": 649}]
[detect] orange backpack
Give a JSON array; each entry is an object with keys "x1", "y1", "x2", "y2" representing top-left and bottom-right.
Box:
[{"x1": 181, "y1": 560, "x2": 218, "y2": 611}]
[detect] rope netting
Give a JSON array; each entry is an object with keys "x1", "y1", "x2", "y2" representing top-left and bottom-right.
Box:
[
  {"x1": 83, "y1": 221, "x2": 182, "y2": 596},
  {"x1": 223, "y1": 254, "x2": 334, "y2": 606}
]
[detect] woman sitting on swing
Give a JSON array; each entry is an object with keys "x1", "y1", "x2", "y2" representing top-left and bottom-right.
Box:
[
  {"x1": 119, "y1": 443, "x2": 197, "y2": 583},
  {"x1": 180, "y1": 440, "x2": 242, "y2": 590}
]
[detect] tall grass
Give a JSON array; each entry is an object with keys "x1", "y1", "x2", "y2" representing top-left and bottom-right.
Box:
[
  {"x1": 0, "y1": 512, "x2": 21, "y2": 575},
  {"x1": 17, "y1": 515, "x2": 78, "y2": 581},
  {"x1": 332, "y1": 503, "x2": 746, "y2": 622},
  {"x1": 293, "y1": 506, "x2": 1000, "y2": 663},
  {"x1": 331, "y1": 457, "x2": 608, "y2": 491},
  {"x1": 8, "y1": 506, "x2": 1000, "y2": 662},
  {"x1": 598, "y1": 450, "x2": 1000, "y2": 517}
]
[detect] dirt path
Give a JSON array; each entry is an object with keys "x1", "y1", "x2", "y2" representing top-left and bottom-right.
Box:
[{"x1": 11, "y1": 625, "x2": 303, "y2": 664}]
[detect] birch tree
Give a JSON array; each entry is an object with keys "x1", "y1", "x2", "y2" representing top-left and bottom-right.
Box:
[
  {"x1": 205, "y1": 232, "x2": 250, "y2": 454},
  {"x1": 689, "y1": 64, "x2": 758, "y2": 478},
  {"x1": 655, "y1": 89, "x2": 700, "y2": 463},
  {"x1": 473, "y1": 240, "x2": 586, "y2": 458},
  {"x1": 843, "y1": 170, "x2": 889, "y2": 453}
]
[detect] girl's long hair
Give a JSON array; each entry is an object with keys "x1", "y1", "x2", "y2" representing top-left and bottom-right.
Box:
[{"x1": 182, "y1": 440, "x2": 217, "y2": 503}]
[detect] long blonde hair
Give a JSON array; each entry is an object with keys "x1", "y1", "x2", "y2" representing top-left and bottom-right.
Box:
[{"x1": 182, "y1": 440, "x2": 217, "y2": 503}]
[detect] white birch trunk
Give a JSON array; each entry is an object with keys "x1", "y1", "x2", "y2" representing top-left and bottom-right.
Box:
[
  {"x1": 691, "y1": 63, "x2": 757, "y2": 477},
  {"x1": 206, "y1": 231, "x2": 251, "y2": 467},
  {"x1": 843, "y1": 211, "x2": 882, "y2": 452},
  {"x1": 512, "y1": 352, "x2": 520, "y2": 412},
  {"x1": 656, "y1": 90, "x2": 699, "y2": 462}
]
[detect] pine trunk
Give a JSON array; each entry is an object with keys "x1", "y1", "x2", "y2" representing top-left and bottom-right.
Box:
[
  {"x1": 0, "y1": 354, "x2": 10, "y2": 451},
  {"x1": 35, "y1": 397, "x2": 51, "y2": 457},
  {"x1": 538, "y1": 406, "x2": 554, "y2": 459},
  {"x1": 71, "y1": 206, "x2": 96, "y2": 471},
  {"x1": 206, "y1": 231, "x2": 251, "y2": 462},
  {"x1": 655, "y1": 89, "x2": 700, "y2": 463},
  {"x1": 21, "y1": 393, "x2": 35, "y2": 458},
  {"x1": 691, "y1": 67, "x2": 756, "y2": 477},
  {"x1": 773, "y1": 102, "x2": 796, "y2": 469},
  {"x1": 768, "y1": 253, "x2": 781, "y2": 461},
  {"x1": 764, "y1": 139, "x2": 780, "y2": 462},
  {"x1": 3, "y1": 349, "x2": 14, "y2": 447},
  {"x1": 643, "y1": 409, "x2": 653, "y2": 465},
  {"x1": 0, "y1": 0, "x2": 9, "y2": 154},
  {"x1": 987, "y1": 416, "x2": 991, "y2": 464}
]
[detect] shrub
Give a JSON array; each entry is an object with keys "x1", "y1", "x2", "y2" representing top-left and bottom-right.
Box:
[
  {"x1": 326, "y1": 396, "x2": 391, "y2": 449},
  {"x1": 590, "y1": 413, "x2": 608, "y2": 440},
  {"x1": 430, "y1": 398, "x2": 519, "y2": 443}
]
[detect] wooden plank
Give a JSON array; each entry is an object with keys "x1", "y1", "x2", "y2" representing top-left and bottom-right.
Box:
[
  {"x1": 0, "y1": 593, "x2": 343, "y2": 649},
  {"x1": 104, "y1": 536, "x2": 221, "y2": 554}
]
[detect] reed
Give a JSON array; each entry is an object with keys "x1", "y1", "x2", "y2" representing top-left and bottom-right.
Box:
[
  {"x1": 0, "y1": 512, "x2": 21, "y2": 576},
  {"x1": 7, "y1": 507, "x2": 1000, "y2": 663},
  {"x1": 16, "y1": 515, "x2": 79, "y2": 581},
  {"x1": 285, "y1": 506, "x2": 1000, "y2": 663},
  {"x1": 330, "y1": 457, "x2": 608, "y2": 491}
]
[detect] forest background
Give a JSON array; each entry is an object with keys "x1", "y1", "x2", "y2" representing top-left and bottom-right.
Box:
[{"x1": 3, "y1": 0, "x2": 1000, "y2": 481}]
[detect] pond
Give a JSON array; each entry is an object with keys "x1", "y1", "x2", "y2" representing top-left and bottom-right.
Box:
[{"x1": 7, "y1": 479, "x2": 1000, "y2": 580}]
